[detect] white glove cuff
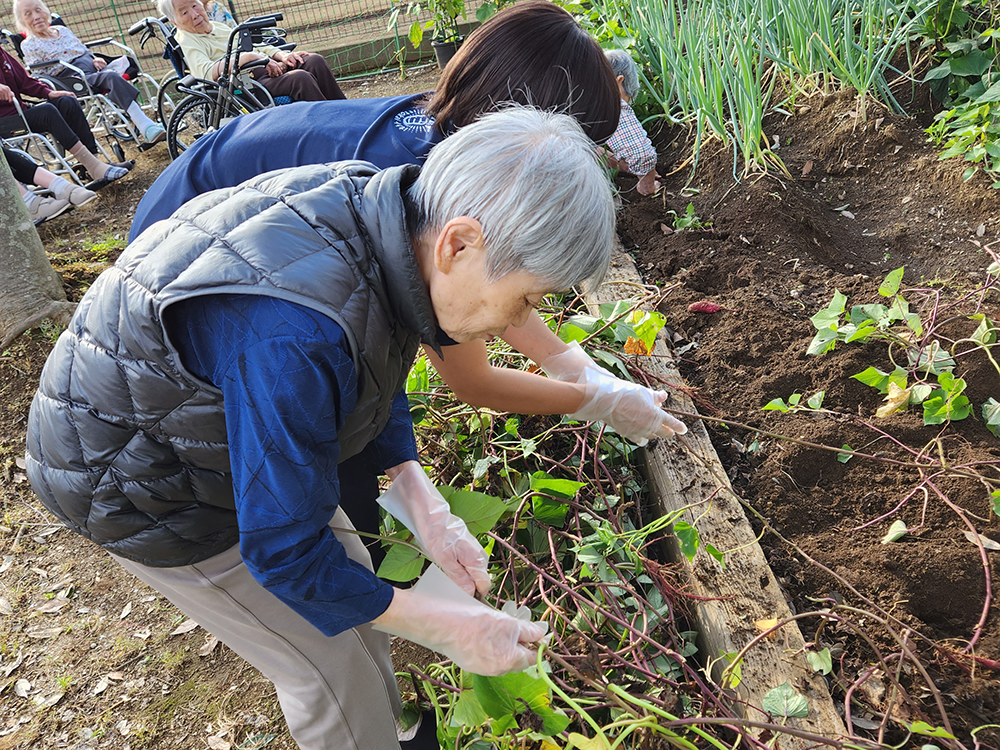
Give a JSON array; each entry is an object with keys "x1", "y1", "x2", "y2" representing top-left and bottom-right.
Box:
[{"x1": 540, "y1": 340, "x2": 597, "y2": 383}]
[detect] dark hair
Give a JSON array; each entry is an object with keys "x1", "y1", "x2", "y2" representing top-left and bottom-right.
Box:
[{"x1": 424, "y1": 1, "x2": 620, "y2": 143}]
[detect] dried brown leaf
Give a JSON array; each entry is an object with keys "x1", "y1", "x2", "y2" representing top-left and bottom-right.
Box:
[{"x1": 170, "y1": 618, "x2": 200, "y2": 636}]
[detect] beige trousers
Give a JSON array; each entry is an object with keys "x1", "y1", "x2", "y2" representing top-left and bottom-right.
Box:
[{"x1": 112, "y1": 507, "x2": 402, "y2": 750}]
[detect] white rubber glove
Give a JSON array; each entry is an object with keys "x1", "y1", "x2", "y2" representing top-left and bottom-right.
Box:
[
  {"x1": 541, "y1": 340, "x2": 687, "y2": 445},
  {"x1": 373, "y1": 565, "x2": 548, "y2": 676},
  {"x1": 378, "y1": 462, "x2": 491, "y2": 597}
]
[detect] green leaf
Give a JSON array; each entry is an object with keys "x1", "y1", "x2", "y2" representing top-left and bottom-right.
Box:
[
  {"x1": 439, "y1": 487, "x2": 510, "y2": 535},
  {"x1": 810, "y1": 290, "x2": 847, "y2": 329},
  {"x1": 807, "y1": 648, "x2": 833, "y2": 675},
  {"x1": 763, "y1": 398, "x2": 790, "y2": 412},
  {"x1": 878, "y1": 267, "x2": 905, "y2": 297},
  {"x1": 673, "y1": 521, "x2": 700, "y2": 560},
  {"x1": 910, "y1": 384, "x2": 934, "y2": 404},
  {"x1": 531, "y1": 495, "x2": 570, "y2": 527},
  {"x1": 837, "y1": 445, "x2": 853, "y2": 463},
  {"x1": 991, "y1": 490, "x2": 1000, "y2": 517},
  {"x1": 473, "y1": 456, "x2": 500, "y2": 482},
  {"x1": 807, "y1": 391, "x2": 825, "y2": 410},
  {"x1": 452, "y1": 689, "x2": 489, "y2": 727},
  {"x1": 923, "y1": 61, "x2": 952, "y2": 81},
  {"x1": 983, "y1": 398, "x2": 1000, "y2": 437},
  {"x1": 628, "y1": 310, "x2": 666, "y2": 351},
  {"x1": 556, "y1": 322, "x2": 590, "y2": 344},
  {"x1": 376, "y1": 539, "x2": 425, "y2": 582},
  {"x1": 473, "y1": 671, "x2": 548, "y2": 719},
  {"x1": 908, "y1": 721, "x2": 956, "y2": 739},
  {"x1": 949, "y1": 50, "x2": 992, "y2": 77},
  {"x1": 853, "y1": 366, "x2": 892, "y2": 392},
  {"x1": 530, "y1": 471, "x2": 586, "y2": 500},
  {"x1": 705, "y1": 542, "x2": 725, "y2": 568},
  {"x1": 534, "y1": 704, "x2": 572, "y2": 735},
  {"x1": 971, "y1": 314, "x2": 997, "y2": 346},
  {"x1": 881, "y1": 519, "x2": 908, "y2": 544},
  {"x1": 806, "y1": 327, "x2": 838, "y2": 356},
  {"x1": 762, "y1": 682, "x2": 810, "y2": 718},
  {"x1": 475, "y1": 1, "x2": 497, "y2": 23}
]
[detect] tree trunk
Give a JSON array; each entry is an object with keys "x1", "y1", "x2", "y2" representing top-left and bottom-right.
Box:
[{"x1": 0, "y1": 156, "x2": 76, "y2": 351}]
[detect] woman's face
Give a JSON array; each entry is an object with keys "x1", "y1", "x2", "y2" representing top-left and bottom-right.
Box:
[
  {"x1": 430, "y1": 249, "x2": 550, "y2": 344},
  {"x1": 172, "y1": 0, "x2": 212, "y2": 34},
  {"x1": 18, "y1": 1, "x2": 51, "y2": 36}
]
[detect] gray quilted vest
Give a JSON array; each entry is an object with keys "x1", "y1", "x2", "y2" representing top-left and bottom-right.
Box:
[{"x1": 25, "y1": 162, "x2": 439, "y2": 567}]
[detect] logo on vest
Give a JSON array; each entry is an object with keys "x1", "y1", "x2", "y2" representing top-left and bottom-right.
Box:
[{"x1": 393, "y1": 108, "x2": 435, "y2": 134}]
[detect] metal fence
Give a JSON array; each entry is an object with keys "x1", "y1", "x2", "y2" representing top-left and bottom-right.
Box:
[{"x1": 0, "y1": 0, "x2": 476, "y2": 81}]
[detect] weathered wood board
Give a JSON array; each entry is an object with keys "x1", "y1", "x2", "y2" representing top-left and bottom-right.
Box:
[{"x1": 585, "y1": 248, "x2": 847, "y2": 746}]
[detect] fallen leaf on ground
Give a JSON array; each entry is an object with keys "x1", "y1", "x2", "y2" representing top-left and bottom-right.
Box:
[
  {"x1": 119, "y1": 602, "x2": 132, "y2": 620},
  {"x1": 622, "y1": 336, "x2": 651, "y2": 355},
  {"x1": 0, "y1": 595, "x2": 13, "y2": 616},
  {"x1": 93, "y1": 678, "x2": 109, "y2": 696},
  {"x1": 1, "y1": 650, "x2": 23, "y2": 678},
  {"x1": 801, "y1": 160, "x2": 813, "y2": 177},
  {"x1": 755, "y1": 618, "x2": 779, "y2": 638},
  {"x1": 14, "y1": 679, "x2": 30, "y2": 698},
  {"x1": 132, "y1": 627, "x2": 152, "y2": 640},
  {"x1": 876, "y1": 382, "x2": 910, "y2": 418},
  {"x1": 207, "y1": 735, "x2": 231, "y2": 750},
  {"x1": 25, "y1": 625, "x2": 62, "y2": 639},
  {"x1": 34, "y1": 692, "x2": 63, "y2": 707},
  {"x1": 35, "y1": 598, "x2": 68, "y2": 615},
  {"x1": 170, "y1": 618, "x2": 200, "y2": 636},
  {"x1": 199, "y1": 636, "x2": 220, "y2": 657},
  {"x1": 106, "y1": 672, "x2": 125, "y2": 681},
  {"x1": 962, "y1": 530, "x2": 1000, "y2": 552}
]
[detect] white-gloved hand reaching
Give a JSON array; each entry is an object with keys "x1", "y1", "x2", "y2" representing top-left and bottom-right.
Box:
[
  {"x1": 378, "y1": 461, "x2": 491, "y2": 597},
  {"x1": 541, "y1": 340, "x2": 687, "y2": 445},
  {"x1": 373, "y1": 565, "x2": 548, "y2": 676}
]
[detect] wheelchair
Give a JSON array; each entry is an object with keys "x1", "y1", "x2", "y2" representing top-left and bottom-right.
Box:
[
  {"x1": 129, "y1": 13, "x2": 294, "y2": 159},
  {"x1": 1, "y1": 14, "x2": 161, "y2": 162},
  {"x1": 0, "y1": 99, "x2": 85, "y2": 186}
]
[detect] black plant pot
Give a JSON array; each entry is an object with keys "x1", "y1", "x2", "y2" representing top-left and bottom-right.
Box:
[{"x1": 431, "y1": 36, "x2": 464, "y2": 69}]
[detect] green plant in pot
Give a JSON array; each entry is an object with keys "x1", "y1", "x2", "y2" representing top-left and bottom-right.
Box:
[{"x1": 389, "y1": 0, "x2": 466, "y2": 66}]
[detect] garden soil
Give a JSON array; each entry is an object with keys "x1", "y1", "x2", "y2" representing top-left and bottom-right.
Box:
[
  {"x1": 0, "y1": 73, "x2": 997, "y2": 748},
  {"x1": 622, "y1": 88, "x2": 1000, "y2": 745}
]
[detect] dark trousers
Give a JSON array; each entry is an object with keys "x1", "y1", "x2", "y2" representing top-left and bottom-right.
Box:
[
  {"x1": 71, "y1": 55, "x2": 140, "y2": 111},
  {"x1": 2, "y1": 146, "x2": 39, "y2": 183},
  {"x1": 23, "y1": 96, "x2": 97, "y2": 152},
  {"x1": 335, "y1": 446, "x2": 385, "y2": 570},
  {"x1": 259, "y1": 53, "x2": 345, "y2": 102}
]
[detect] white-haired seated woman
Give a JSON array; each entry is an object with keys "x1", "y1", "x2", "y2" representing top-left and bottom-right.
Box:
[
  {"x1": 158, "y1": 0, "x2": 344, "y2": 102},
  {"x1": 25, "y1": 106, "x2": 668, "y2": 750},
  {"x1": 15, "y1": 0, "x2": 166, "y2": 144}
]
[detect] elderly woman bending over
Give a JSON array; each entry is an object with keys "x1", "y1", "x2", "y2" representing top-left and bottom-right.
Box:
[
  {"x1": 15, "y1": 0, "x2": 166, "y2": 143},
  {"x1": 28, "y1": 106, "x2": 613, "y2": 749},
  {"x1": 159, "y1": 0, "x2": 344, "y2": 102}
]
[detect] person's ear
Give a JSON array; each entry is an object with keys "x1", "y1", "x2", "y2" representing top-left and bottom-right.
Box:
[
  {"x1": 616, "y1": 74, "x2": 625, "y2": 86},
  {"x1": 433, "y1": 217, "x2": 484, "y2": 274}
]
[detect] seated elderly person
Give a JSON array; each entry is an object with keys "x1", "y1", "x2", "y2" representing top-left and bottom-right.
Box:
[
  {"x1": 159, "y1": 0, "x2": 344, "y2": 102},
  {"x1": 15, "y1": 0, "x2": 166, "y2": 144},
  {"x1": 27, "y1": 106, "x2": 611, "y2": 749},
  {"x1": 1, "y1": 44, "x2": 132, "y2": 187}
]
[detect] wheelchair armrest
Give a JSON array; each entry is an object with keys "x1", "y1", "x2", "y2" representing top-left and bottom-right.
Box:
[
  {"x1": 274, "y1": 43, "x2": 296, "y2": 52},
  {"x1": 85, "y1": 38, "x2": 113, "y2": 47},
  {"x1": 27, "y1": 58, "x2": 63, "y2": 69},
  {"x1": 236, "y1": 57, "x2": 269, "y2": 73}
]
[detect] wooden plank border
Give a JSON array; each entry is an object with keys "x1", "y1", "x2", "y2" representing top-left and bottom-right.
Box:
[{"x1": 583, "y1": 248, "x2": 846, "y2": 746}]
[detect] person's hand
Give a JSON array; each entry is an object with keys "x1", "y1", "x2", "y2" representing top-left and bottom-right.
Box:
[
  {"x1": 0, "y1": 84, "x2": 13, "y2": 102},
  {"x1": 92, "y1": 57, "x2": 107, "y2": 71},
  {"x1": 373, "y1": 568, "x2": 548, "y2": 676},
  {"x1": 281, "y1": 51, "x2": 304, "y2": 68},
  {"x1": 47, "y1": 90, "x2": 76, "y2": 99},
  {"x1": 637, "y1": 168, "x2": 661, "y2": 196},
  {"x1": 542, "y1": 340, "x2": 687, "y2": 444},
  {"x1": 379, "y1": 461, "x2": 491, "y2": 597},
  {"x1": 265, "y1": 59, "x2": 285, "y2": 77}
]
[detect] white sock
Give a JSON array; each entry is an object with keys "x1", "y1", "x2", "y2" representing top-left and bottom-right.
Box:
[
  {"x1": 126, "y1": 100, "x2": 156, "y2": 130},
  {"x1": 49, "y1": 175, "x2": 72, "y2": 199},
  {"x1": 23, "y1": 191, "x2": 39, "y2": 209}
]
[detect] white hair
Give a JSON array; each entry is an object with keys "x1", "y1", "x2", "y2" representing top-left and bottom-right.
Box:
[
  {"x1": 12, "y1": 0, "x2": 50, "y2": 33},
  {"x1": 409, "y1": 105, "x2": 614, "y2": 291},
  {"x1": 606, "y1": 49, "x2": 640, "y2": 101},
  {"x1": 156, "y1": 0, "x2": 177, "y2": 22}
]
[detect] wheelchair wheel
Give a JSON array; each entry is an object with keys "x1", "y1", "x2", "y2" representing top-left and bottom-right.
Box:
[
  {"x1": 167, "y1": 95, "x2": 214, "y2": 159},
  {"x1": 157, "y1": 72, "x2": 182, "y2": 127}
]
